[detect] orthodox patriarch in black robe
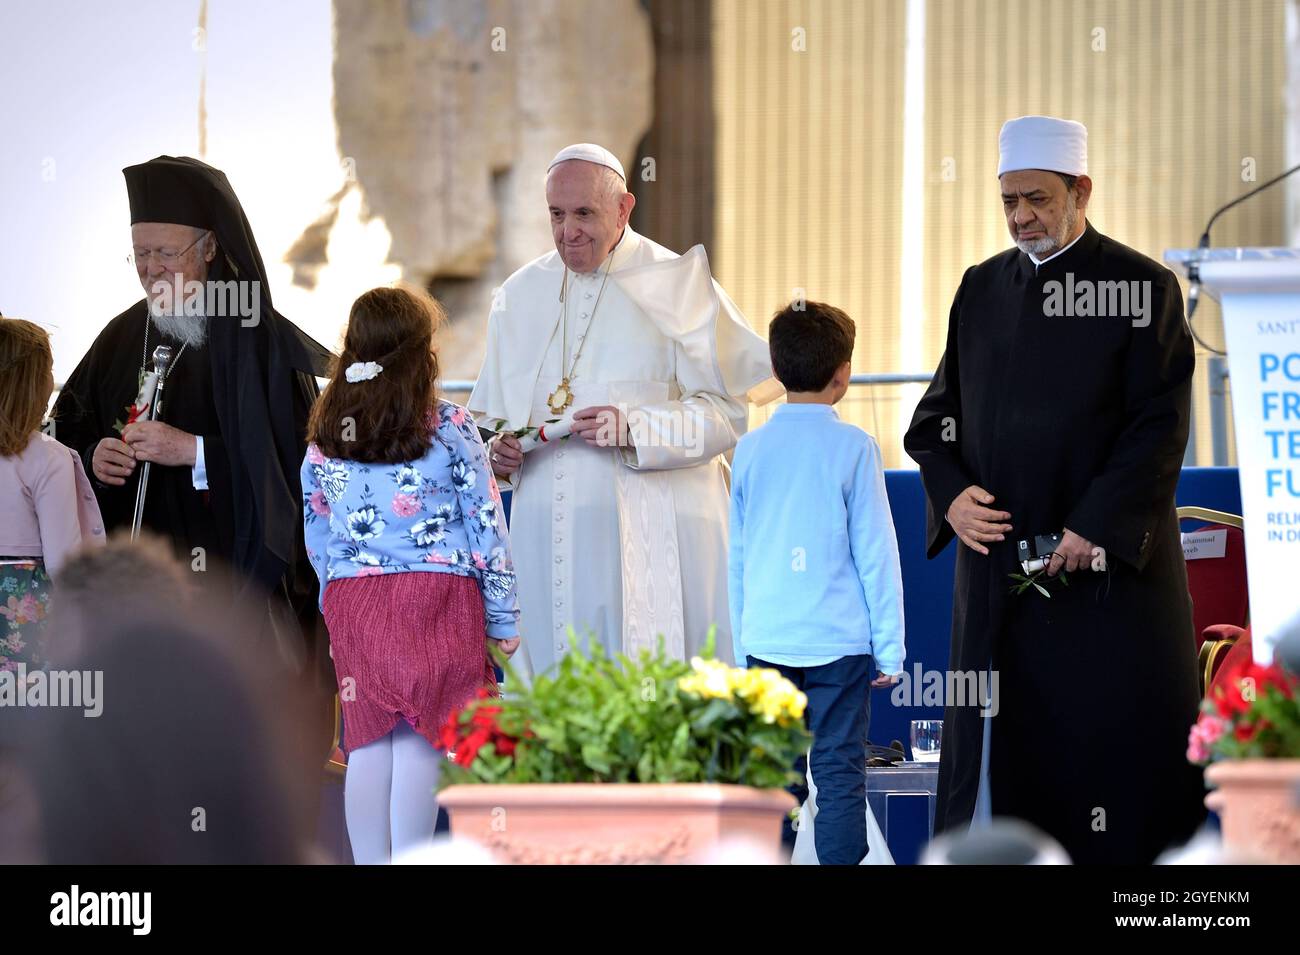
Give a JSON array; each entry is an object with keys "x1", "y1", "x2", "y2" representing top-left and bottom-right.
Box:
[
  {"x1": 904, "y1": 222, "x2": 1207, "y2": 864},
  {"x1": 53, "y1": 157, "x2": 336, "y2": 709}
]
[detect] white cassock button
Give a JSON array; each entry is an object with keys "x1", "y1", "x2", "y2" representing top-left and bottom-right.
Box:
[
  {"x1": 555, "y1": 471, "x2": 564, "y2": 480},
  {"x1": 554, "y1": 536, "x2": 562, "y2": 544},
  {"x1": 580, "y1": 312, "x2": 589, "y2": 319},
  {"x1": 83, "y1": 493, "x2": 93, "y2": 501},
  {"x1": 585, "y1": 292, "x2": 593, "y2": 300},
  {"x1": 554, "y1": 555, "x2": 563, "y2": 564},
  {"x1": 555, "y1": 600, "x2": 562, "y2": 609},
  {"x1": 556, "y1": 450, "x2": 565, "y2": 459},
  {"x1": 555, "y1": 493, "x2": 564, "y2": 502},
  {"x1": 554, "y1": 578, "x2": 562, "y2": 587},
  {"x1": 555, "y1": 622, "x2": 563, "y2": 630},
  {"x1": 557, "y1": 643, "x2": 566, "y2": 653},
  {"x1": 556, "y1": 513, "x2": 564, "y2": 521}
]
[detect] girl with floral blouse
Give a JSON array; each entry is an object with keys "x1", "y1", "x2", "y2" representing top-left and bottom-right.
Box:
[{"x1": 301, "y1": 286, "x2": 519, "y2": 864}]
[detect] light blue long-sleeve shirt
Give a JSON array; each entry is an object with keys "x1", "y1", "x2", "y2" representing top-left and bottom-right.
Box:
[{"x1": 728, "y1": 403, "x2": 905, "y2": 673}]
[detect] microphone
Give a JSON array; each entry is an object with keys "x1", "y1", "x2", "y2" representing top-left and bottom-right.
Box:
[
  {"x1": 1186, "y1": 162, "x2": 1300, "y2": 346},
  {"x1": 151, "y1": 343, "x2": 175, "y2": 381}
]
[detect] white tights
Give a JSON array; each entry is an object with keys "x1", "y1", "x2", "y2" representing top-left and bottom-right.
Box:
[{"x1": 344, "y1": 721, "x2": 443, "y2": 864}]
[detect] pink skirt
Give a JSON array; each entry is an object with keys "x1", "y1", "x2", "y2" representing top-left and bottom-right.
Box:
[{"x1": 322, "y1": 571, "x2": 496, "y2": 754}]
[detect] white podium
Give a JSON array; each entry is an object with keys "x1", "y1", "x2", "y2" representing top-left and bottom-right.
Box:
[{"x1": 1166, "y1": 248, "x2": 1300, "y2": 664}]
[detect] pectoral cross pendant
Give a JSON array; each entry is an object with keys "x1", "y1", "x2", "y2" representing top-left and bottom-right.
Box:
[{"x1": 547, "y1": 379, "x2": 574, "y2": 415}]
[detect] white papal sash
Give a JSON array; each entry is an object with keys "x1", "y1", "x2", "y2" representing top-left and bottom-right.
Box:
[
  {"x1": 614, "y1": 464, "x2": 686, "y2": 661},
  {"x1": 609, "y1": 380, "x2": 686, "y2": 661}
]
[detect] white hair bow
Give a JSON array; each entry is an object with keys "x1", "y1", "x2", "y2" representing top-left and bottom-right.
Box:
[{"x1": 345, "y1": 361, "x2": 383, "y2": 383}]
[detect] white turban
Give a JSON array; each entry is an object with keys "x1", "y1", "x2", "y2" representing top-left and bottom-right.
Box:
[
  {"x1": 547, "y1": 142, "x2": 626, "y2": 181},
  {"x1": 997, "y1": 116, "x2": 1087, "y2": 177}
]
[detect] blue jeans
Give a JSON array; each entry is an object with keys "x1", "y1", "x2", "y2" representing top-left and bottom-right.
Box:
[{"x1": 748, "y1": 653, "x2": 872, "y2": 865}]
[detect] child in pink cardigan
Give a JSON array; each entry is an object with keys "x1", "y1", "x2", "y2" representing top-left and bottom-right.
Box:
[{"x1": 0, "y1": 318, "x2": 105, "y2": 673}]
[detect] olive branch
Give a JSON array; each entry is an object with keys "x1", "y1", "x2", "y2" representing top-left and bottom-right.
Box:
[{"x1": 1007, "y1": 567, "x2": 1070, "y2": 598}]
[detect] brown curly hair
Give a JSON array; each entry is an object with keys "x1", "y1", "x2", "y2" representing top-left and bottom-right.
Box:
[{"x1": 306, "y1": 285, "x2": 444, "y2": 464}]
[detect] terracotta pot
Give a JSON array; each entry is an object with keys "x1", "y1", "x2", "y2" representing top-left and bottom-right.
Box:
[
  {"x1": 439, "y1": 783, "x2": 797, "y2": 864},
  {"x1": 1203, "y1": 759, "x2": 1300, "y2": 863}
]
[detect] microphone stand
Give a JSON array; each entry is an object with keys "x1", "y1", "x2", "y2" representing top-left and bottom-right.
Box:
[
  {"x1": 1185, "y1": 161, "x2": 1300, "y2": 354},
  {"x1": 130, "y1": 344, "x2": 175, "y2": 541}
]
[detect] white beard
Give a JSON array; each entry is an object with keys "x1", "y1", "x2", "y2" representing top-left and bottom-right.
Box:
[
  {"x1": 150, "y1": 312, "x2": 208, "y2": 348},
  {"x1": 1016, "y1": 193, "x2": 1078, "y2": 258}
]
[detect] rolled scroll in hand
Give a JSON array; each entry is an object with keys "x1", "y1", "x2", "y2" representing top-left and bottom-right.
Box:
[{"x1": 496, "y1": 415, "x2": 575, "y2": 454}]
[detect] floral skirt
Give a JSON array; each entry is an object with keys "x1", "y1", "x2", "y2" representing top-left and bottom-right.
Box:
[{"x1": 0, "y1": 558, "x2": 52, "y2": 674}]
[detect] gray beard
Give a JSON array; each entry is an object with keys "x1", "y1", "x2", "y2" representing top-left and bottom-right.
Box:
[
  {"x1": 1016, "y1": 195, "x2": 1079, "y2": 258},
  {"x1": 150, "y1": 312, "x2": 208, "y2": 348}
]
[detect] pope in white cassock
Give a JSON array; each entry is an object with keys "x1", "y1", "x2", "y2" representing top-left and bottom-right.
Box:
[{"x1": 469, "y1": 143, "x2": 780, "y2": 675}]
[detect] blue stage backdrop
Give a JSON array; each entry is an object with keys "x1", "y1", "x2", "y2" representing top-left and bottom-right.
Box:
[
  {"x1": 869, "y1": 466, "x2": 1243, "y2": 753},
  {"x1": 495, "y1": 467, "x2": 1241, "y2": 753},
  {"x1": 332, "y1": 467, "x2": 1243, "y2": 859}
]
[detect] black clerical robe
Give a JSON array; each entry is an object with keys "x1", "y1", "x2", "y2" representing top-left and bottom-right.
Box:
[
  {"x1": 52, "y1": 301, "x2": 331, "y2": 692},
  {"x1": 53, "y1": 301, "x2": 233, "y2": 564},
  {"x1": 904, "y1": 223, "x2": 1206, "y2": 864}
]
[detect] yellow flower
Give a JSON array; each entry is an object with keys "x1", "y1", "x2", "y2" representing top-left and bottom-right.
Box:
[
  {"x1": 731, "y1": 665, "x2": 806, "y2": 725},
  {"x1": 678, "y1": 657, "x2": 734, "y2": 700},
  {"x1": 678, "y1": 659, "x2": 807, "y2": 726}
]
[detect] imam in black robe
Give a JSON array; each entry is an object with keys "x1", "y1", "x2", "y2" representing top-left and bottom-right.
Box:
[{"x1": 904, "y1": 222, "x2": 1207, "y2": 864}]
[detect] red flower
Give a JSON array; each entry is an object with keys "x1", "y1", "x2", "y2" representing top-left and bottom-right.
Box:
[
  {"x1": 438, "y1": 712, "x2": 461, "y2": 751},
  {"x1": 455, "y1": 726, "x2": 492, "y2": 766},
  {"x1": 1213, "y1": 686, "x2": 1250, "y2": 720},
  {"x1": 1234, "y1": 719, "x2": 1266, "y2": 743},
  {"x1": 1241, "y1": 661, "x2": 1295, "y2": 698},
  {"x1": 440, "y1": 693, "x2": 524, "y2": 769},
  {"x1": 1213, "y1": 660, "x2": 1296, "y2": 720}
]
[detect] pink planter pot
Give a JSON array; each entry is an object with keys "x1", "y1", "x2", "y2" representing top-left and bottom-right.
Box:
[
  {"x1": 439, "y1": 783, "x2": 797, "y2": 864},
  {"x1": 1203, "y1": 759, "x2": 1300, "y2": 863}
]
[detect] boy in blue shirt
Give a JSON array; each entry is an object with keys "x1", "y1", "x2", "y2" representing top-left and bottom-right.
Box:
[{"x1": 728, "y1": 300, "x2": 905, "y2": 865}]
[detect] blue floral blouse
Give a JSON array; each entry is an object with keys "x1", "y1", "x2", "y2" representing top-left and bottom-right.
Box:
[{"x1": 300, "y1": 399, "x2": 519, "y2": 638}]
